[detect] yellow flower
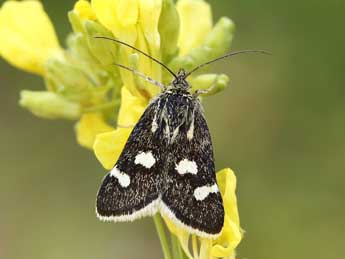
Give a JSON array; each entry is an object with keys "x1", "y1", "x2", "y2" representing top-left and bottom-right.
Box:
[
  {"x1": 0, "y1": 0, "x2": 60, "y2": 75},
  {"x1": 164, "y1": 168, "x2": 242, "y2": 259},
  {"x1": 75, "y1": 113, "x2": 114, "y2": 149}
]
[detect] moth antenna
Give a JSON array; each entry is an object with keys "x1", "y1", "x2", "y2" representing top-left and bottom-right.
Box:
[
  {"x1": 185, "y1": 50, "x2": 271, "y2": 78},
  {"x1": 114, "y1": 63, "x2": 166, "y2": 90},
  {"x1": 95, "y1": 36, "x2": 178, "y2": 80}
]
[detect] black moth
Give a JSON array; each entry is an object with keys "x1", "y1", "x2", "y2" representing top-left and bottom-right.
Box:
[{"x1": 95, "y1": 37, "x2": 267, "y2": 238}]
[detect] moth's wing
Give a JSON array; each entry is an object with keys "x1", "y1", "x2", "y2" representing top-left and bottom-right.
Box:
[
  {"x1": 161, "y1": 106, "x2": 224, "y2": 238},
  {"x1": 96, "y1": 100, "x2": 165, "y2": 222}
]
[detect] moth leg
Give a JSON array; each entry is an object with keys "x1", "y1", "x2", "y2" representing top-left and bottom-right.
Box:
[{"x1": 192, "y1": 79, "x2": 218, "y2": 97}]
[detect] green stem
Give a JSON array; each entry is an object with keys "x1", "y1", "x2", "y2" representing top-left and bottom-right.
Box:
[
  {"x1": 171, "y1": 233, "x2": 184, "y2": 259},
  {"x1": 153, "y1": 214, "x2": 172, "y2": 259},
  {"x1": 192, "y1": 235, "x2": 199, "y2": 259}
]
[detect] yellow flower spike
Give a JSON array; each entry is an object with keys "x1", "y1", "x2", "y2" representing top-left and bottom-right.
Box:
[
  {"x1": 93, "y1": 128, "x2": 132, "y2": 170},
  {"x1": 0, "y1": 0, "x2": 60, "y2": 75},
  {"x1": 91, "y1": 0, "x2": 137, "y2": 45},
  {"x1": 75, "y1": 113, "x2": 114, "y2": 149},
  {"x1": 177, "y1": 0, "x2": 212, "y2": 55},
  {"x1": 74, "y1": 0, "x2": 96, "y2": 20}
]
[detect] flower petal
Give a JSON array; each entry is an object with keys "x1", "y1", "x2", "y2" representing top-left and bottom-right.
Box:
[
  {"x1": 210, "y1": 168, "x2": 242, "y2": 257},
  {"x1": 116, "y1": 0, "x2": 138, "y2": 26},
  {"x1": 138, "y1": 0, "x2": 162, "y2": 97},
  {"x1": 75, "y1": 113, "x2": 114, "y2": 149},
  {"x1": 93, "y1": 128, "x2": 132, "y2": 170},
  {"x1": 139, "y1": 0, "x2": 161, "y2": 51},
  {"x1": 211, "y1": 217, "x2": 241, "y2": 257},
  {"x1": 176, "y1": 0, "x2": 212, "y2": 55},
  {"x1": 0, "y1": 0, "x2": 60, "y2": 74},
  {"x1": 91, "y1": 0, "x2": 137, "y2": 44},
  {"x1": 216, "y1": 168, "x2": 240, "y2": 225},
  {"x1": 135, "y1": 27, "x2": 161, "y2": 97},
  {"x1": 117, "y1": 86, "x2": 147, "y2": 127}
]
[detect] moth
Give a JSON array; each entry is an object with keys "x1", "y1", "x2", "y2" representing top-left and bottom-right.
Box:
[{"x1": 95, "y1": 37, "x2": 267, "y2": 238}]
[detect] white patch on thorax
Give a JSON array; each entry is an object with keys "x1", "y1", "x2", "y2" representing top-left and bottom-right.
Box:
[
  {"x1": 151, "y1": 117, "x2": 158, "y2": 133},
  {"x1": 193, "y1": 184, "x2": 219, "y2": 201},
  {"x1": 171, "y1": 127, "x2": 179, "y2": 143},
  {"x1": 110, "y1": 167, "x2": 130, "y2": 188},
  {"x1": 175, "y1": 159, "x2": 198, "y2": 175},
  {"x1": 135, "y1": 151, "x2": 156, "y2": 169},
  {"x1": 187, "y1": 120, "x2": 194, "y2": 140}
]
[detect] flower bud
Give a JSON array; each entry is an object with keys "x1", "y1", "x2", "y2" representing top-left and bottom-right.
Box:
[
  {"x1": 204, "y1": 17, "x2": 235, "y2": 57},
  {"x1": 66, "y1": 33, "x2": 99, "y2": 64},
  {"x1": 168, "y1": 17, "x2": 235, "y2": 73},
  {"x1": 44, "y1": 55, "x2": 94, "y2": 103},
  {"x1": 158, "y1": 0, "x2": 180, "y2": 62},
  {"x1": 190, "y1": 74, "x2": 229, "y2": 96},
  {"x1": 68, "y1": 11, "x2": 85, "y2": 33},
  {"x1": 84, "y1": 20, "x2": 118, "y2": 66},
  {"x1": 19, "y1": 91, "x2": 81, "y2": 120},
  {"x1": 74, "y1": 0, "x2": 96, "y2": 21}
]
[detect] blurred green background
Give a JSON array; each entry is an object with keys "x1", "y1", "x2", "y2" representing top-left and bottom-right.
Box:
[{"x1": 1, "y1": 0, "x2": 344, "y2": 259}]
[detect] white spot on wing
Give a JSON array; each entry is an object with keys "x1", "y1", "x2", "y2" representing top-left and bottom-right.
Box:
[
  {"x1": 110, "y1": 167, "x2": 130, "y2": 188},
  {"x1": 175, "y1": 159, "x2": 198, "y2": 175},
  {"x1": 135, "y1": 151, "x2": 156, "y2": 169},
  {"x1": 194, "y1": 184, "x2": 219, "y2": 201}
]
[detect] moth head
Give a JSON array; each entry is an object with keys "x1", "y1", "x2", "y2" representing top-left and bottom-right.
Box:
[{"x1": 171, "y1": 68, "x2": 189, "y2": 91}]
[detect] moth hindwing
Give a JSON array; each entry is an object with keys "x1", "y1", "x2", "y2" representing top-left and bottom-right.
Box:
[{"x1": 96, "y1": 70, "x2": 224, "y2": 238}]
